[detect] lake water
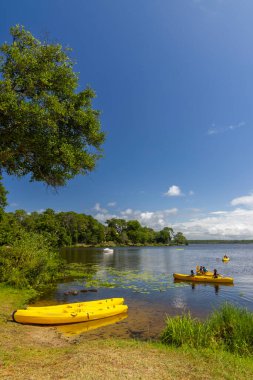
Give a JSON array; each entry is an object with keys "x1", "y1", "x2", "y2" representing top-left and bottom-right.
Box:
[{"x1": 36, "y1": 244, "x2": 253, "y2": 340}]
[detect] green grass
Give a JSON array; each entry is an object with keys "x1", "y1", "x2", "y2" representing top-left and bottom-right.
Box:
[
  {"x1": 0, "y1": 283, "x2": 37, "y2": 322},
  {"x1": 1, "y1": 335, "x2": 253, "y2": 380},
  {"x1": 161, "y1": 303, "x2": 253, "y2": 356}
]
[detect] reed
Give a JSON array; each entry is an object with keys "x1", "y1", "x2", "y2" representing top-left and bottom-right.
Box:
[
  {"x1": 161, "y1": 313, "x2": 210, "y2": 348},
  {"x1": 208, "y1": 303, "x2": 253, "y2": 355},
  {"x1": 161, "y1": 304, "x2": 253, "y2": 356}
]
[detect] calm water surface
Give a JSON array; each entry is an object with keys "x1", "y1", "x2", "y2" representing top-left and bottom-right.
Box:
[{"x1": 36, "y1": 244, "x2": 253, "y2": 340}]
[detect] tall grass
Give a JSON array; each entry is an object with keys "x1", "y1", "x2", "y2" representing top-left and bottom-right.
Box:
[
  {"x1": 161, "y1": 304, "x2": 253, "y2": 356},
  {"x1": 208, "y1": 304, "x2": 253, "y2": 355},
  {"x1": 161, "y1": 313, "x2": 211, "y2": 349}
]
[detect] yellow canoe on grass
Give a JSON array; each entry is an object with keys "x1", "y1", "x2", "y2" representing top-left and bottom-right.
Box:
[
  {"x1": 27, "y1": 298, "x2": 124, "y2": 311},
  {"x1": 173, "y1": 273, "x2": 233, "y2": 284},
  {"x1": 12, "y1": 304, "x2": 128, "y2": 325}
]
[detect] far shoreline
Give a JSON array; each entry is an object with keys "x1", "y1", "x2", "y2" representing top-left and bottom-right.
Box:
[
  {"x1": 187, "y1": 240, "x2": 253, "y2": 244},
  {"x1": 65, "y1": 240, "x2": 253, "y2": 249}
]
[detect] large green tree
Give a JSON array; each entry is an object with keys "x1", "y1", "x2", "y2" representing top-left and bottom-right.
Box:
[
  {"x1": 155, "y1": 227, "x2": 174, "y2": 244},
  {"x1": 0, "y1": 25, "x2": 105, "y2": 188},
  {"x1": 173, "y1": 231, "x2": 188, "y2": 245},
  {"x1": 0, "y1": 175, "x2": 8, "y2": 219}
]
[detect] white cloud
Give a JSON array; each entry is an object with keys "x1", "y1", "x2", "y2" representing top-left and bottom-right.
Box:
[
  {"x1": 208, "y1": 121, "x2": 245, "y2": 136},
  {"x1": 231, "y1": 194, "x2": 253, "y2": 208},
  {"x1": 188, "y1": 208, "x2": 201, "y2": 213},
  {"x1": 210, "y1": 211, "x2": 227, "y2": 215},
  {"x1": 107, "y1": 202, "x2": 116, "y2": 207},
  {"x1": 164, "y1": 185, "x2": 182, "y2": 197},
  {"x1": 139, "y1": 212, "x2": 154, "y2": 221},
  {"x1": 94, "y1": 203, "x2": 108, "y2": 213},
  {"x1": 123, "y1": 208, "x2": 133, "y2": 215},
  {"x1": 134, "y1": 208, "x2": 178, "y2": 229},
  {"x1": 165, "y1": 208, "x2": 178, "y2": 215},
  {"x1": 94, "y1": 212, "x2": 117, "y2": 224},
  {"x1": 92, "y1": 192, "x2": 253, "y2": 239},
  {"x1": 9, "y1": 202, "x2": 18, "y2": 208},
  {"x1": 94, "y1": 203, "x2": 100, "y2": 211},
  {"x1": 172, "y1": 207, "x2": 253, "y2": 239},
  {"x1": 93, "y1": 207, "x2": 178, "y2": 230}
]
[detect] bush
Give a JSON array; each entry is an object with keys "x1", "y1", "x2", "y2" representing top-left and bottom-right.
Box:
[
  {"x1": 0, "y1": 231, "x2": 62, "y2": 290},
  {"x1": 161, "y1": 304, "x2": 253, "y2": 356}
]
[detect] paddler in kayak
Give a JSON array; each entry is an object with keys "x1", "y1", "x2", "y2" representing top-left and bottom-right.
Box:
[{"x1": 213, "y1": 268, "x2": 218, "y2": 278}]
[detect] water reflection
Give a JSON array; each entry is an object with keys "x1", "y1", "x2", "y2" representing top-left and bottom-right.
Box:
[
  {"x1": 174, "y1": 279, "x2": 234, "y2": 295},
  {"x1": 61, "y1": 247, "x2": 142, "y2": 272},
  {"x1": 61, "y1": 247, "x2": 98, "y2": 264},
  {"x1": 57, "y1": 313, "x2": 128, "y2": 337},
  {"x1": 191, "y1": 283, "x2": 220, "y2": 295}
]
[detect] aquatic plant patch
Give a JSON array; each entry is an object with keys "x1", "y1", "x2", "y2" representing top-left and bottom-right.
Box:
[{"x1": 64, "y1": 264, "x2": 189, "y2": 294}]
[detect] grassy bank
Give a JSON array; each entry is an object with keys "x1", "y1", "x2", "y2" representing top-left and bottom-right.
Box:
[
  {"x1": 0, "y1": 284, "x2": 37, "y2": 322},
  {"x1": 1, "y1": 337, "x2": 253, "y2": 380},
  {"x1": 0, "y1": 288, "x2": 253, "y2": 379},
  {"x1": 161, "y1": 304, "x2": 253, "y2": 356}
]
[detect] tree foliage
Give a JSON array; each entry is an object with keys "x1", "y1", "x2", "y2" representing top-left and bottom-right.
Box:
[
  {"x1": 0, "y1": 209, "x2": 187, "y2": 247},
  {"x1": 173, "y1": 232, "x2": 188, "y2": 245},
  {"x1": 0, "y1": 175, "x2": 8, "y2": 219},
  {"x1": 0, "y1": 231, "x2": 61, "y2": 289},
  {"x1": 0, "y1": 25, "x2": 105, "y2": 187}
]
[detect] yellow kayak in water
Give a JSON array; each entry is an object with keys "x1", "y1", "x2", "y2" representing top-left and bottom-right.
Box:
[
  {"x1": 12, "y1": 304, "x2": 128, "y2": 325},
  {"x1": 27, "y1": 298, "x2": 124, "y2": 311},
  {"x1": 196, "y1": 271, "x2": 213, "y2": 276},
  {"x1": 173, "y1": 273, "x2": 233, "y2": 284},
  {"x1": 222, "y1": 257, "x2": 230, "y2": 262}
]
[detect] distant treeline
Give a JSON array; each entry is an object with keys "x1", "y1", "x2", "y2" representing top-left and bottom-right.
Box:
[
  {"x1": 0, "y1": 209, "x2": 188, "y2": 248},
  {"x1": 188, "y1": 240, "x2": 253, "y2": 244}
]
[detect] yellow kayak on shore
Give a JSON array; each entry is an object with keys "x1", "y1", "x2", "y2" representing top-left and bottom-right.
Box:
[
  {"x1": 173, "y1": 273, "x2": 233, "y2": 284},
  {"x1": 27, "y1": 298, "x2": 124, "y2": 312},
  {"x1": 12, "y1": 304, "x2": 128, "y2": 325}
]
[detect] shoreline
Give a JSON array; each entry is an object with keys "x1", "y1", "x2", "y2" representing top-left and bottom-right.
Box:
[{"x1": 1, "y1": 285, "x2": 253, "y2": 379}]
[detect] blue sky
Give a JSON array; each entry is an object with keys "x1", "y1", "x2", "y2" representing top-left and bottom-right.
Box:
[{"x1": 1, "y1": 0, "x2": 253, "y2": 239}]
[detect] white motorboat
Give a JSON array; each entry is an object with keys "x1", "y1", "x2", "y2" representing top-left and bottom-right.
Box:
[{"x1": 103, "y1": 248, "x2": 114, "y2": 254}]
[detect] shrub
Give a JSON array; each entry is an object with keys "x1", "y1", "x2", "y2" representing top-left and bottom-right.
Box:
[{"x1": 0, "y1": 231, "x2": 62, "y2": 290}]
